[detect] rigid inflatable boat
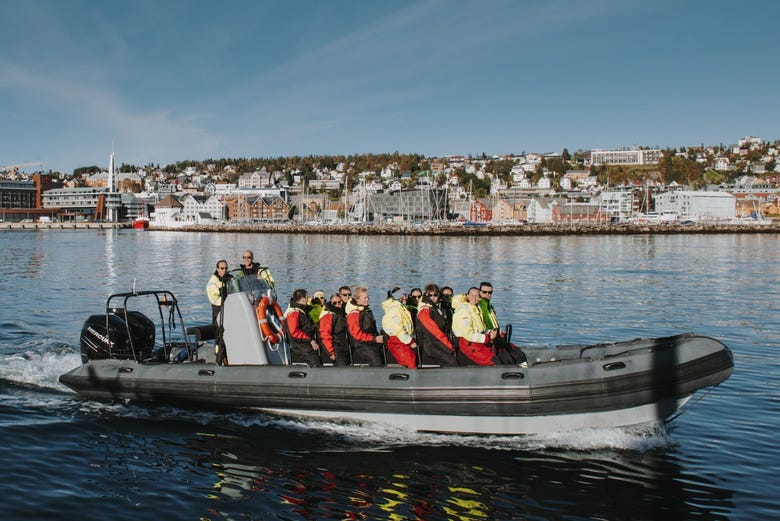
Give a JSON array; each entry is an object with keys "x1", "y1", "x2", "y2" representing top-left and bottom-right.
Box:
[{"x1": 59, "y1": 274, "x2": 733, "y2": 435}]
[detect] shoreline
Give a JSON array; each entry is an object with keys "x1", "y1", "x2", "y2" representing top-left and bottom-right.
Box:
[
  {"x1": 2, "y1": 220, "x2": 777, "y2": 235},
  {"x1": 147, "y1": 221, "x2": 780, "y2": 236}
]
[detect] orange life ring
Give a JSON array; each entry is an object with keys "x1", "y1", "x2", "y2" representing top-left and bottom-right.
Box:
[{"x1": 256, "y1": 297, "x2": 285, "y2": 344}]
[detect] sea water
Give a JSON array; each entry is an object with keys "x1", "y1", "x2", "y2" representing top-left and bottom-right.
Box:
[{"x1": 0, "y1": 230, "x2": 778, "y2": 520}]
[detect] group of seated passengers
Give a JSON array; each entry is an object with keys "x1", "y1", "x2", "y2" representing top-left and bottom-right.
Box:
[{"x1": 284, "y1": 282, "x2": 526, "y2": 369}]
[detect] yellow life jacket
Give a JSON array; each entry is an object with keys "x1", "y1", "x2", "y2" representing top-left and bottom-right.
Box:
[
  {"x1": 381, "y1": 297, "x2": 414, "y2": 344},
  {"x1": 452, "y1": 300, "x2": 488, "y2": 344}
]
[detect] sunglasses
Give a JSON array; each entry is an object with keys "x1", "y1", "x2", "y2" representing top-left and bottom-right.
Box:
[
  {"x1": 481, "y1": 290, "x2": 493, "y2": 295},
  {"x1": 217, "y1": 266, "x2": 227, "y2": 270},
  {"x1": 340, "y1": 293, "x2": 351, "y2": 297},
  {"x1": 242, "y1": 256, "x2": 252, "y2": 259},
  {"x1": 426, "y1": 293, "x2": 438, "y2": 298}
]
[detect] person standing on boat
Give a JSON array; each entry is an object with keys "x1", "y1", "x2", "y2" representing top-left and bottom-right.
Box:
[
  {"x1": 346, "y1": 286, "x2": 384, "y2": 366},
  {"x1": 452, "y1": 287, "x2": 498, "y2": 366},
  {"x1": 416, "y1": 283, "x2": 457, "y2": 366},
  {"x1": 206, "y1": 260, "x2": 232, "y2": 324},
  {"x1": 381, "y1": 290, "x2": 418, "y2": 369},
  {"x1": 283, "y1": 289, "x2": 322, "y2": 367},
  {"x1": 238, "y1": 249, "x2": 275, "y2": 287},
  {"x1": 319, "y1": 293, "x2": 351, "y2": 366}
]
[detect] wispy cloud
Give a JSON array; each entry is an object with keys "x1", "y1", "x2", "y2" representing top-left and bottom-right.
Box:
[{"x1": 0, "y1": 59, "x2": 220, "y2": 167}]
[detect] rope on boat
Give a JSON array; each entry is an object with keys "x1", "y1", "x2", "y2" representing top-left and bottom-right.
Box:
[{"x1": 664, "y1": 383, "x2": 721, "y2": 424}]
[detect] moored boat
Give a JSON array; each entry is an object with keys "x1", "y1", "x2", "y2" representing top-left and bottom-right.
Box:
[
  {"x1": 59, "y1": 275, "x2": 733, "y2": 435},
  {"x1": 133, "y1": 216, "x2": 149, "y2": 229}
]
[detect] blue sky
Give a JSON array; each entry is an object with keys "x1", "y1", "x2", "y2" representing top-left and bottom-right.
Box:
[{"x1": 1, "y1": 0, "x2": 778, "y2": 174}]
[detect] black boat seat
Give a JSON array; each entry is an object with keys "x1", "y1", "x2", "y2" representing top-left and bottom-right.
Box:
[{"x1": 187, "y1": 324, "x2": 216, "y2": 342}]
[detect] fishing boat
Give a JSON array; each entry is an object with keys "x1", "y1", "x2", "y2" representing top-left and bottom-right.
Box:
[{"x1": 59, "y1": 274, "x2": 733, "y2": 435}]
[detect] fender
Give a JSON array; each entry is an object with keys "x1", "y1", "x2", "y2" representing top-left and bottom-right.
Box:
[{"x1": 256, "y1": 297, "x2": 285, "y2": 344}]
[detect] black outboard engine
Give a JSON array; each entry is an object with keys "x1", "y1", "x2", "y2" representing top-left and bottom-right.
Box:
[{"x1": 80, "y1": 310, "x2": 156, "y2": 363}]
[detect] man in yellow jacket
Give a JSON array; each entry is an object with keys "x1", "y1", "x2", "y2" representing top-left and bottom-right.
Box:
[{"x1": 206, "y1": 260, "x2": 232, "y2": 324}]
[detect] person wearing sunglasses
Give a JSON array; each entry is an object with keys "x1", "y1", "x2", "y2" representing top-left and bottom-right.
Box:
[
  {"x1": 477, "y1": 282, "x2": 499, "y2": 333},
  {"x1": 338, "y1": 286, "x2": 352, "y2": 304},
  {"x1": 476, "y1": 281, "x2": 524, "y2": 365},
  {"x1": 318, "y1": 293, "x2": 351, "y2": 366},
  {"x1": 416, "y1": 283, "x2": 457, "y2": 366},
  {"x1": 439, "y1": 286, "x2": 455, "y2": 322},
  {"x1": 404, "y1": 287, "x2": 423, "y2": 324},
  {"x1": 283, "y1": 288, "x2": 322, "y2": 367},
  {"x1": 238, "y1": 249, "x2": 275, "y2": 286},
  {"x1": 206, "y1": 259, "x2": 232, "y2": 325}
]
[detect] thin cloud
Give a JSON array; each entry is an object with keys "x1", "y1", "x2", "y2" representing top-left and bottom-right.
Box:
[{"x1": 0, "y1": 59, "x2": 220, "y2": 167}]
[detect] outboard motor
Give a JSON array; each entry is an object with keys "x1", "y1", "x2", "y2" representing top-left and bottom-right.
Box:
[{"x1": 80, "y1": 310, "x2": 155, "y2": 363}]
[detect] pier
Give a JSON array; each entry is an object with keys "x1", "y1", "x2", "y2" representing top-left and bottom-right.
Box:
[{"x1": 0, "y1": 222, "x2": 131, "y2": 231}]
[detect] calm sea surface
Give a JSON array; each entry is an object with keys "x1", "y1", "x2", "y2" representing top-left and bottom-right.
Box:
[{"x1": 0, "y1": 230, "x2": 778, "y2": 520}]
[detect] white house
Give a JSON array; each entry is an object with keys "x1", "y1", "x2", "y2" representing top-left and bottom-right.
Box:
[
  {"x1": 536, "y1": 176, "x2": 551, "y2": 190},
  {"x1": 526, "y1": 197, "x2": 555, "y2": 224},
  {"x1": 713, "y1": 157, "x2": 731, "y2": 171}
]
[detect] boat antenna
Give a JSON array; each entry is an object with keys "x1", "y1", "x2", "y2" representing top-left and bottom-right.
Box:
[{"x1": 132, "y1": 277, "x2": 137, "y2": 295}]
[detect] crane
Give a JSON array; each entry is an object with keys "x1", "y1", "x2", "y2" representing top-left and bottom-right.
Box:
[{"x1": 1, "y1": 161, "x2": 45, "y2": 175}]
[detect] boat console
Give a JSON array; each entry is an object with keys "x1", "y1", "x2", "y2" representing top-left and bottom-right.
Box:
[{"x1": 220, "y1": 271, "x2": 290, "y2": 366}]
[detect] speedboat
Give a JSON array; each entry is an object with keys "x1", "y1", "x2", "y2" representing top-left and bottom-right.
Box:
[{"x1": 59, "y1": 274, "x2": 733, "y2": 435}]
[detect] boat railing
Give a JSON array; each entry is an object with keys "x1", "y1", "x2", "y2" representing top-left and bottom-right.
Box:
[{"x1": 104, "y1": 290, "x2": 196, "y2": 363}]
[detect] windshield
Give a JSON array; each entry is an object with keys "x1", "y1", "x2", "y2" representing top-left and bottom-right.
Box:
[{"x1": 227, "y1": 270, "x2": 276, "y2": 302}]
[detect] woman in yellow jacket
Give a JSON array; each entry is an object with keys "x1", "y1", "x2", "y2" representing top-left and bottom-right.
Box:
[
  {"x1": 381, "y1": 292, "x2": 418, "y2": 369},
  {"x1": 451, "y1": 287, "x2": 498, "y2": 366}
]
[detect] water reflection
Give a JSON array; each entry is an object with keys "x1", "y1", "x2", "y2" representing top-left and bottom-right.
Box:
[{"x1": 186, "y1": 426, "x2": 735, "y2": 520}]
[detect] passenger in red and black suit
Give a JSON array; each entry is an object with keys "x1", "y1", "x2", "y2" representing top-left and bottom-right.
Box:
[
  {"x1": 318, "y1": 293, "x2": 351, "y2": 366},
  {"x1": 416, "y1": 283, "x2": 458, "y2": 367},
  {"x1": 284, "y1": 289, "x2": 322, "y2": 367},
  {"x1": 346, "y1": 286, "x2": 384, "y2": 367}
]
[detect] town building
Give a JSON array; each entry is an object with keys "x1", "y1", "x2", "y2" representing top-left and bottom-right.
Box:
[
  {"x1": 0, "y1": 174, "x2": 58, "y2": 222},
  {"x1": 554, "y1": 203, "x2": 608, "y2": 223},
  {"x1": 526, "y1": 197, "x2": 556, "y2": 224},
  {"x1": 590, "y1": 148, "x2": 662, "y2": 166},
  {"x1": 151, "y1": 194, "x2": 185, "y2": 225},
  {"x1": 654, "y1": 191, "x2": 735, "y2": 221},
  {"x1": 598, "y1": 189, "x2": 635, "y2": 222},
  {"x1": 366, "y1": 189, "x2": 449, "y2": 222},
  {"x1": 179, "y1": 193, "x2": 225, "y2": 222},
  {"x1": 43, "y1": 187, "x2": 125, "y2": 221},
  {"x1": 223, "y1": 194, "x2": 289, "y2": 222}
]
